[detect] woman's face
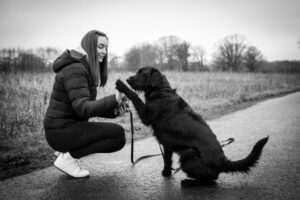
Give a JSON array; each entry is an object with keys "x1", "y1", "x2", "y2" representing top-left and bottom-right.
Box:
[{"x1": 97, "y1": 36, "x2": 109, "y2": 62}]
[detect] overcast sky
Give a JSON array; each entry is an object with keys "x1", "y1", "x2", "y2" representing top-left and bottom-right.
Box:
[{"x1": 0, "y1": 0, "x2": 299, "y2": 61}]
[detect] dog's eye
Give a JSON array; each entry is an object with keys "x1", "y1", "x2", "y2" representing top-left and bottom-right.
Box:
[{"x1": 137, "y1": 69, "x2": 143, "y2": 74}]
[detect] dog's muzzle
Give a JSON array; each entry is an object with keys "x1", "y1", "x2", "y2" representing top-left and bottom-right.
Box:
[{"x1": 126, "y1": 77, "x2": 137, "y2": 90}]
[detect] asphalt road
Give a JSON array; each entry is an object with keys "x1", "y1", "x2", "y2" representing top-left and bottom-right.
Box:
[{"x1": 1, "y1": 92, "x2": 300, "y2": 200}]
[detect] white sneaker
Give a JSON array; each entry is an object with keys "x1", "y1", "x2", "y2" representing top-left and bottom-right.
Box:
[{"x1": 54, "y1": 152, "x2": 90, "y2": 178}]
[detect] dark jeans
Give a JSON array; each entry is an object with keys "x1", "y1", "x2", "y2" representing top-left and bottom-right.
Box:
[{"x1": 45, "y1": 121, "x2": 126, "y2": 159}]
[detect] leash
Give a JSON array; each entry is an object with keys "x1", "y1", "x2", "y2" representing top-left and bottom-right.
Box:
[
  {"x1": 129, "y1": 109, "x2": 163, "y2": 165},
  {"x1": 129, "y1": 109, "x2": 134, "y2": 164},
  {"x1": 128, "y1": 108, "x2": 179, "y2": 174},
  {"x1": 220, "y1": 138, "x2": 235, "y2": 147}
]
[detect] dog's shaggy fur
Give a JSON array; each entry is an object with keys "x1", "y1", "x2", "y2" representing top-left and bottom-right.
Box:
[{"x1": 116, "y1": 66, "x2": 268, "y2": 182}]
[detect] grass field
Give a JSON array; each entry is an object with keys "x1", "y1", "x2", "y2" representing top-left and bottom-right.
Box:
[{"x1": 1, "y1": 71, "x2": 300, "y2": 180}]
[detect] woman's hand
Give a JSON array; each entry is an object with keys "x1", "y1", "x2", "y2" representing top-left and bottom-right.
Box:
[
  {"x1": 115, "y1": 79, "x2": 130, "y2": 116},
  {"x1": 114, "y1": 98, "x2": 130, "y2": 116},
  {"x1": 115, "y1": 89, "x2": 125, "y2": 104},
  {"x1": 114, "y1": 90, "x2": 130, "y2": 116},
  {"x1": 118, "y1": 101, "x2": 130, "y2": 116}
]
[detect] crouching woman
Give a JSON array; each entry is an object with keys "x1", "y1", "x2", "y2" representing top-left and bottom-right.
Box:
[{"x1": 44, "y1": 30, "x2": 127, "y2": 178}]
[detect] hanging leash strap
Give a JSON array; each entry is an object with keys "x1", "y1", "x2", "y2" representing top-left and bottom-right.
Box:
[
  {"x1": 129, "y1": 109, "x2": 163, "y2": 165},
  {"x1": 130, "y1": 109, "x2": 134, "y2": 164},
  {"x1": 220, "y1": 138, "x2": 235, "y2": 147}
]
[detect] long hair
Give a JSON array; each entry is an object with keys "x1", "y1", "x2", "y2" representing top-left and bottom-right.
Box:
[{"x1": 81, "y1": 30, "x2": 108, "y2": 87}]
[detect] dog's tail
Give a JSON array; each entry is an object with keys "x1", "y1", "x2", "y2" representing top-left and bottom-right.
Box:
[{"x1": 222, "y1": 136, "x2": 269, "y2": 173}]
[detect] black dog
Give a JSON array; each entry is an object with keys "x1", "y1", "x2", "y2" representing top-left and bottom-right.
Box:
[{"x1": 116, "y1": 66, "x2": 268, "y2": 183}]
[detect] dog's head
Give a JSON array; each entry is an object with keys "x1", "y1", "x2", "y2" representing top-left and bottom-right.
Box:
[{"x1": 126, "y1": 66, "x2": 169, "y2": 92}]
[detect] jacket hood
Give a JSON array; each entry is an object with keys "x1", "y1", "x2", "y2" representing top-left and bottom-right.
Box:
[{"x1": 52, "y1": 49, "x2": 88, "y2": 73}]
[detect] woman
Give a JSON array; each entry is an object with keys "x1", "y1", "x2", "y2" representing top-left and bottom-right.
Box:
[{"x1": 44, "y1": 30, "x2": 127, "y2": 178}]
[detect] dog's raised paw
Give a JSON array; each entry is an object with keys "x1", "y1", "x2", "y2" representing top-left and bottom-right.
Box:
[{"x1": 115, "y1": 79, "x2": 128, "y2": 93}]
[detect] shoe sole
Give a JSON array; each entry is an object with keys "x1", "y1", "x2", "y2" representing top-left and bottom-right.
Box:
[{"x1": 54, "y1": 165, "x2": 90, "y2": 178}]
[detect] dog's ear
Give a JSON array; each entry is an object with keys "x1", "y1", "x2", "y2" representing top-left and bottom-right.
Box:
[{"x1": 150, "y1": 70, "x2": 163, "y2": 87}]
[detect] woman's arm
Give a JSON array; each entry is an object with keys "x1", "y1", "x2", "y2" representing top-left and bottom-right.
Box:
[{"x1": 63, "y1": 64, "x2": 119, "y2": 119}]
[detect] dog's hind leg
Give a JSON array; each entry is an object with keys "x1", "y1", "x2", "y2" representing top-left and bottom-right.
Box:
[
  {"x1": 179, "y1": 149, "x2": 219, "y2": 183},
  {"x1": 162, "y1": 145, "x2": 173, "y2": 177}
]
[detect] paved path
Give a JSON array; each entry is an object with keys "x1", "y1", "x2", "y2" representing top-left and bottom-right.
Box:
[{"x1": 1, "y1": 92, "x2": 300, "y2": 200}]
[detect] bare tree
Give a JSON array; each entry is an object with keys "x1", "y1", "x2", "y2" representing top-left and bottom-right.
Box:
[
  {"x1": 154, "y1": 43, "x2": 165, "y2": 67},
  {"x1": 45, "y1": 47, "x2": 59, "y2": 63},
  {"x1": 175, "y1": 41, "x2": 190, "y2": 71},
  {"x1": 124, "y1": 43, "x2": 159, "y2": 71},
  {"x1": 158, "y1": 35, "x2": 182, "y2": 70},
  {"x1": 108, "y1": 52, "x2": 122, "y2": 69},
  {"x1": 191, "y1": 45, "x2": 206, "y2": 71},
  {"x1": 244, "y1": 46, "x2": 263, "y2": 72},
  {"x1": 36, "y1": 47, "x2": 59, "y2": 65},
  {"x1": 124, "y1": 46, "x2": 141, "y2": 71},
  {"x1": 139, "y1": 43, "x2": 159, "y2": 67},
  {"x1": 214, "y1": 34, "x2": 247, "y2": 71}
]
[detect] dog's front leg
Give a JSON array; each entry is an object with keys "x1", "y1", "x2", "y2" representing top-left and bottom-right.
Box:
[
  {"x1": 116, "y1": 80, "x2": 151, "y2": 125},
  {"x1": 162, "y1": 145, "x2": 173, "y2": 177}
]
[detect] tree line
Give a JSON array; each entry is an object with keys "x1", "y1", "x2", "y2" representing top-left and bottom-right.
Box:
[
  {"x1": 1, "y1": 34, "x2": 299, "y2": 73},
  {"x1": 0, "y1": 47, "x2": 59, "y2": 72},
  {"x1": 110, "y1": 34, "x2": 300, "y2": 73}
]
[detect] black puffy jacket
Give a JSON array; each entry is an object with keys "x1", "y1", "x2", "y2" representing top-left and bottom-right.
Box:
[{"x1": 44, "y1": 49, "x2": 118, "y2": 130}]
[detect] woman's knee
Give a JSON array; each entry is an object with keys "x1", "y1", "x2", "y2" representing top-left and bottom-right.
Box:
[
  {"x1": 45, "y1": 130, "x2": 68, "y2": 152},
  {"x1": 113, "y1": 124, "x2": 126, "y2": 150}
]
